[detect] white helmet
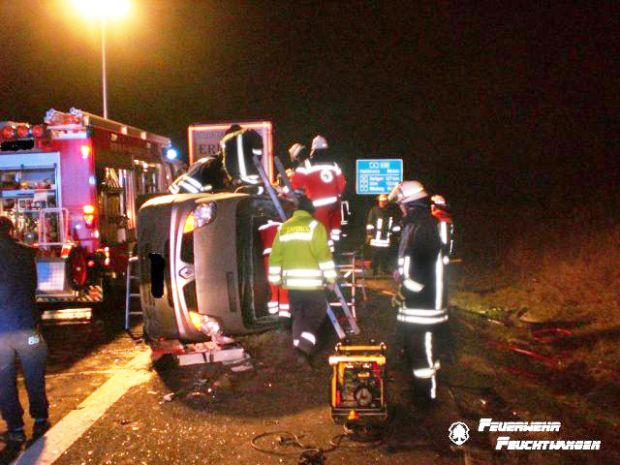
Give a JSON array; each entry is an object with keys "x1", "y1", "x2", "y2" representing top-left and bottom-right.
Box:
[
  {"x1": 288, "y1": 142, "x2": 306, "y2": 161},
  {"x1": 388, "y1": 180, "x2": 428, "y2": 204},
  {"x1": 431, "y1": 194, "x2": 446, "y2": 206},
  {"x1": 311, "y1": 135, "x2": 328, "y2": 151}
]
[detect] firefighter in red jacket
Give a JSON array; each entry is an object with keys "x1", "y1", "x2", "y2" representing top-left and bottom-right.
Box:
[
  {"x1": 290, "y1": 135, "x2": 346, "y2": 246},
  {"x1": 289, "y1": 143, "x2": 310, "y2": 170},
  {"x1": 431, "y1": 195, "x2": 455, "y2": 264},
  {"x1": 286, "y1": 142, "x2": 309, "y2": 194},
  {"x1": 258, "y1": 220, "x2": 290, "y2": 326}
]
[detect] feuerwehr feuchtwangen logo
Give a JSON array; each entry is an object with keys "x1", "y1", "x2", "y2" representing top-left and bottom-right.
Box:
[{"x1": 448, "y1": 421, "x2": 470, "y2": 446}]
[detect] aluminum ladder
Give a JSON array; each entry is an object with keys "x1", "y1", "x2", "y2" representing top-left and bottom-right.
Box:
[{"x1": 335, "y1": 250, "x2": 368, "y2": 319}]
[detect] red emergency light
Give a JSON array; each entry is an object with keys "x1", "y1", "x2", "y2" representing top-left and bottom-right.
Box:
[
  {"x1": 16, "y1": 126, "x2": 29, "y2": 138},
  {"x1": 31, "y1": 125, "x2": 44, "y2": 137},
  {"x1": 2, "y1": 126, "x2": 15, "y2": 139}
]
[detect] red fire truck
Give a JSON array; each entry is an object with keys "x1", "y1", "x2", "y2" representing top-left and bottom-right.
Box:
[{"x1": 0, "y1": 108, "x2": 177, "y2": 309}]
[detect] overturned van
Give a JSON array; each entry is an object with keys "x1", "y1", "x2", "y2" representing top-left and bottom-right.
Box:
[{"x1": 137, "y1": 192, "x2": 282, "y2": 342}]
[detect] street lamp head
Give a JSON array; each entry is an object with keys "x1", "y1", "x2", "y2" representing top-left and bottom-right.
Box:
[{"x1": 71, "y1": 0, "x2": 131, "y2": 20}]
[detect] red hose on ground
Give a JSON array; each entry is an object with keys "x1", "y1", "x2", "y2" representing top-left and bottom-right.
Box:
[
  {"x1": 531, "y1": 327, "x2": 573, "y2": 344},
  {"x1": 486, "y1": 340, "x2": 557, "y2": 367}
]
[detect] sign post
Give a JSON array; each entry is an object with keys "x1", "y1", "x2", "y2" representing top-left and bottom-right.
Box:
[{"x1": 356, "y1": 159, "x2": 403, "y2": 195}]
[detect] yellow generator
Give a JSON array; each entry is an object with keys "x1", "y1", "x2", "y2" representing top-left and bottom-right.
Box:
[{"x1": 329, "y1": 342, "x2": 387, "y2": 425}]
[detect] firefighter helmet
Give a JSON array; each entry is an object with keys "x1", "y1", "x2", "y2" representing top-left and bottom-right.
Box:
[
  {"x1": 388, "y1": 181, "x2": 428, "y2": 204},
  {"x1": 378, "y1": 194, "x2": 389, "y2": 207},
  {"x1": 288, "y1": 143, "x2": 307, "y2": 162},
  {"x1": 311, "y1": 135, "x2": 328, "y2": 151},
  {"x1": 431, "y1": 194, "x2": 446, "y2": 206}
]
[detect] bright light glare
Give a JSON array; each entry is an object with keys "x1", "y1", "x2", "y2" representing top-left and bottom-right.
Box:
[
  {"x1": 71, "y1": 0, "x2": 131, "y2": 19},
  {"x1": 166, "y1": 148, "x2": 178, "y2": 160}
]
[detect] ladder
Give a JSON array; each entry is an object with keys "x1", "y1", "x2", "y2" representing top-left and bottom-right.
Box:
[
  {"x1": 264, "y1": 155, "x2": 360, "y2": 339},
  {"x1": 335, "y1": 250, "x2": 368, "y2": 318},
  {"x1": 124, "y1": 256, "x2": 142, "y2": 333},
  {"x1": 252, "y1": 155, "x2": 287, "y2": 222}
]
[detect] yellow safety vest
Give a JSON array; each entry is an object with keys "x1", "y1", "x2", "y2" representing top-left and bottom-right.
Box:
[{"x1": 268, "y1": 210, "x2": 337, "y2": 290}]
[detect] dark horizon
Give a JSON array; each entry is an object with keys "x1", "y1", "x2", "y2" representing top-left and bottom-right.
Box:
[{"x1": 1, "y1": 1, "x2": 618, "y2": 209}]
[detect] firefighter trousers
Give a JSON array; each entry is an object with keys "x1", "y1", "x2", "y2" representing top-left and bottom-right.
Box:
[
  {"x1": 0, "y1": 329, "x2": 49, "y2": 431},
  {"x1": 370, "y1": 245, "x2": 393, "y2": 275},
  {"x1": 396, "y1": 322, "x2": 443, "y2": 400},
  {"x1": 288, "y1": 290, "x2": 327, "y2": 355}
]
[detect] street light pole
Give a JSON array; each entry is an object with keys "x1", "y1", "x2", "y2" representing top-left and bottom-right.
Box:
[
  {"x1": 100, "y1": 17, "x2": 108, "y2": 119},
  {"x1": 71, "y1": 0, "x2": 130, "y2": 119}
]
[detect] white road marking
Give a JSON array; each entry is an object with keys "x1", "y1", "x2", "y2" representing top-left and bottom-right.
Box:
[
  {"x1": 12, "y1": 350, "x2": 153, "y2": 465},
  {"x1": 18, "y1": 369, "x2": 138, "y2": 380}
]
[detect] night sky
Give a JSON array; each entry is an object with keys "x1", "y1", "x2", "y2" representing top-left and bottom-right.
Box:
[{"x1": 1, "y1": 1, "x2": 618, "y2": 209}]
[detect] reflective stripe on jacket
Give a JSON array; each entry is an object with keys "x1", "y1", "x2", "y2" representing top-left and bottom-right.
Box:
[
  {"x1": 366, "y1": 205, "x2": 400, "y2": 248},
  {"x1": 396, "y1": 204, "x2": 447, "y2": 325},
  {"x1": 268, "y1": 210, "x2": 336, "y2": 290},
  {"x1": 290, "y1": 162, "x2": 346, "y2": 207}
]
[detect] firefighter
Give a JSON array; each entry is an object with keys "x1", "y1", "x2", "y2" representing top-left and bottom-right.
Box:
[
  {"x1": 284, "y1": 142, "x2": 310, "y2": 193},
  {"x1": 220, "y1": 126, "x2": 264, "y2": 186},
  {"x1": 168, "y1": 155, "x2": 227, "y2": 194},
  {"x1": 431, "y1": 195, "x2": 455, "y2": 264},
  {"x1": 268, "y1": 195, "x2": 337, "y2": 366},
  {"x1": 0, "y1": 217, "x2": 50, "y2": 444},
  {"x1": 388, "y1": 181, "x2": 447, "y2": 400},
  {"x1": 291, "y1": 135, "x2": 346, "y2": 246},
  {"x1": 289, "y1": 142, "x2": 310, "y2": 169},
  {"x1": 258, "y1": 220, "x2": 290, "y2": 327},
  {"x1": 366, "y1": 194, "x2": 400, "y2": 275}
]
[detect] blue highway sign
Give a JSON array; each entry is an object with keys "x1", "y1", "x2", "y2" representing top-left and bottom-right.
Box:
[{"x1": 356, "y1": 159, "x2": 403, "y2": 195}]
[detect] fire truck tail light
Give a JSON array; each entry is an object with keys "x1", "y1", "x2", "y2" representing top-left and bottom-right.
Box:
[
  {"x1": 61, "y1": 244, "x2": 73, "y2": 258},
  {"x1": 81, "y1": 145, "x2": 91, "y2": 159},
  {"x1": 31, "y1": 125, "x2": 44, "y2": 137},
  {"x1": 2, "y1": 126, "x2": 15, "y2": 139},
  {"x1": 83, "y1": 205, "x2": 96, "y2": 227},
  {"x1": 17, "y1": 126, "x2": 29, "y2": 138}
]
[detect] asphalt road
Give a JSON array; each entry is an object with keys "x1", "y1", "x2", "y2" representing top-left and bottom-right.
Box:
[{"x1": 3, "y1": 277, "x2": 615, "y2": 465}]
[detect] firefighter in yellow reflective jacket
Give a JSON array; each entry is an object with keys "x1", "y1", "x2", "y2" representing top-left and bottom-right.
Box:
[{"x1": 268, "y1": 195, "x2": 337, "y2": 365}]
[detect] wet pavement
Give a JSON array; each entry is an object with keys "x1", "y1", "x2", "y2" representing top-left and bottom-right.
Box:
[{"x1": 51, "y1": 278, "x2": 466, "y2": 465}]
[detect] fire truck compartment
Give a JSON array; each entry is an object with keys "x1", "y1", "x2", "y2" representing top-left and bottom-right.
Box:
[
  {"x1": 138, "y1": 192, "x2": 280, "y2": 341},
  {"x1": 1, "y1": 108, "x2": 178, "y2": 308},
  {"x1": 0, "y1": 152, "x2": 62, "y2": 245}
]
